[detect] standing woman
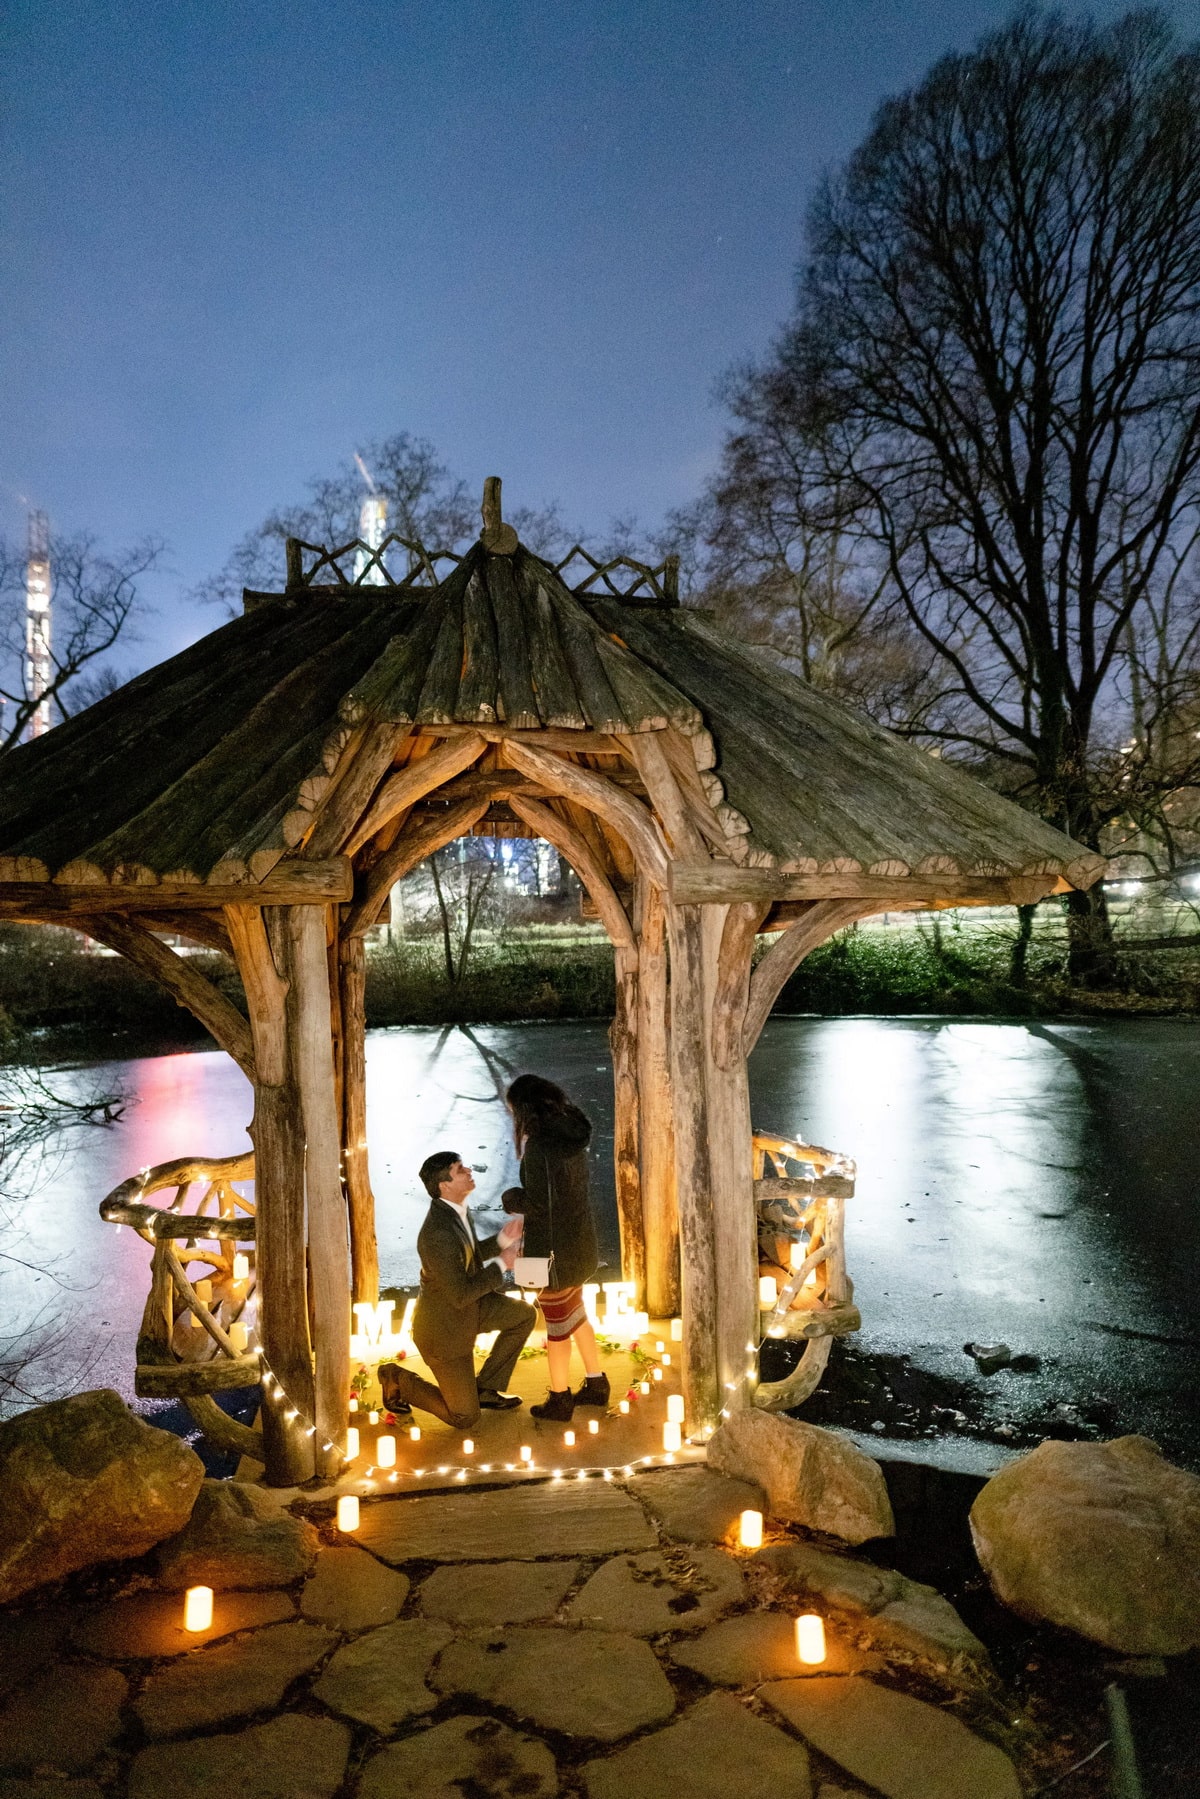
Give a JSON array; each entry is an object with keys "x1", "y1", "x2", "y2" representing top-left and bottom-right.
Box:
[{"x1": 502, "y1": 1073, "x2": 608, "y2": 1422}]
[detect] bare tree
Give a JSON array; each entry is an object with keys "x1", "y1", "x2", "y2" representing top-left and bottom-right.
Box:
[
  {"x1": 0, "y1": 530, "x2": 162, "y2": 752},
  {"x1": 428, "y1": 837, "x2": 504, "y2": 987},
  {"x1": 716, "y1": 10, "x2": 1200, "y2": 981}
]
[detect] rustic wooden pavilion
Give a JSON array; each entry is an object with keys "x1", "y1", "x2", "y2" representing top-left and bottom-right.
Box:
[{"x1": 0, "y1": 481, "x2": 1104, "y2": 1485}]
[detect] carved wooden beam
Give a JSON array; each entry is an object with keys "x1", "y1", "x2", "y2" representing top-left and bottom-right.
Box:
[
  {"x1": 345, "y1": 797, "x2": 492, "y2": 936},
  {"x1": 621, "y1": 732, "x2": 708, "y2": 861},
  {"x1": 711, "y1": 902, "x2": 770, "y2": 1070},
  {"x1": 225, "y1": 906, "x2": 289, "y2": 1087},
  {"x1": 509, "y1": 795, "x2": 634, "y2": 951},
  {"x1": 743, "y1": 902, "x2": 870, "y2": 1056},
  {"x1": 0, "y1": 859, "x2": 353, "y2": 915},
  {"x1": 671, "y1": 863, "x2": 1067, "y2": 908},
  {"x1": 80, "y1": 914, "x2": 255, "y2": 1079},
  {"x1": 346, "y1": 732, "x2": 486, "y2": 855},
  {"x1": 302, "y1": 722, "x2": 411, "y2": 858},
  {"x1": 503, "y1": 739, "x2": 668, "y2": 886}
]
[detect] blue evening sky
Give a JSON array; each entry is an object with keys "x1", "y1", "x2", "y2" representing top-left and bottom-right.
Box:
[{"x1": 3, "y1": 0, "x2": 1194, "y2": 669}]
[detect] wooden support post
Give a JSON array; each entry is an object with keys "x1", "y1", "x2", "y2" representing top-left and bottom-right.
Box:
[
  {"x1": 702, "y1": 905, "x2": 758, "y2": 1423},
  {"x1": 666, "y1": 899, "x2": 720, "y2": 1432},
  {"x1": 289, "y1": 905, "x2": 351, "y2": 1480},
  {"x1": 610, "y1": 943, "x2": 644, "y2": 1304},
  {"x1": 338, "y1": 932, "x2": 378, "y2": 1304},
  {"x1": 637, "y1": 878, "x2": 677, "y2": 1317}
]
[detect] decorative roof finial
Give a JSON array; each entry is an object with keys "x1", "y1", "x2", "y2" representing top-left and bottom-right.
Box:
[{"x1": 480, "y1": 476, "x2": 518, "y2": 555}]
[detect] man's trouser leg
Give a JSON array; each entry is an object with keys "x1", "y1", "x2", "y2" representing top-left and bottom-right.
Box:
[
  {"x1": 383, "y1": 1355, "x2": 481, "y2": 1430},
  {"x1": 476, "y1": 1289, "x2": 536, "y2": 1393}
]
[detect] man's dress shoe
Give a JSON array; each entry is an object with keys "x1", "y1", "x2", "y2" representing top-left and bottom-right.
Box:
[{"x1": 478, "y1": 1389, "x2": 522, "y2": 1410}]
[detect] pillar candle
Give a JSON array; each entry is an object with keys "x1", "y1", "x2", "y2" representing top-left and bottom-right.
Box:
[
  {"x1": 194, "y1": 1279, "x2": 212, "y2": 1303},
  {"x1": 652, "y1": 1367, "x2": 663, "y2": 1382},
  {"x1": 662, "y1": 1420, "x2": 682, "y2": 1452},
  {"x1": 462, "y1": 1439, "x2": 474, "y2": 1455},
  {"x1": 758, "y1": 1275, "x2": 778, "y2": 1308},
  {"x1": 670, "y1": 1316, "x2": 683, "y2": 1340},
  {"x1": 588, "y1": 1419, "x2": 599, "y2": 1434},
  {"x1": 519, "y1": 1445, "x2": 532, "y2": 1462},
  {"x1": 368, "y1": 1411, "x2": 379, "y2": 1425},
  {"x1": 796, "y1": 1614, "x2": 826, "y2": 1664},
  {"x1": 662, "y1": 1353, "x2": 671, "y2": 1366},
  {"x1": 348, "y1": 1397, "x2": 358, "y2": 1413},
  {"x1": 232, "y1": 1252, "x2": 250, "y2": 1282},
  {"x1": 618, "y1": 1399, "x2": 630, "y2": 1414},
  {"x1": 640, "y1": 1381, "x2": 650, "y2": 1395},
  {"x1": 345, "y1": 1427, "x2": 359, "y2": 1460},
  {"x1": 563, "y1": 1429, "x2": 575, "y2": 1447},
  {"x1": 229, "y1": 1322, "x2": 249, "y2": 1352},
  {"x1": 336, "y1": 1494, "x2": 360, "y2": 1532},
  {"x1": 184, "y1": 1586, "x2": 213, "y2": 1631},
  {"x1": 739, "y1": 1509, "x2": 764, "y2": 1549},
  {"x1": 666, "y1": 1394, "x2": 685, "y2": 1425},
  {"x1": 409, "y1": 1425, "x2": 421, "y2": 1442},
  {"x1": 377, "y1": 1435, "x2": 396, "y2": 1468}
]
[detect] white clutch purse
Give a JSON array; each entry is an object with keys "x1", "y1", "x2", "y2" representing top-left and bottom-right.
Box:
[{"x1": 513, "y1": 1255, "x2": 553, "y2": 1290}]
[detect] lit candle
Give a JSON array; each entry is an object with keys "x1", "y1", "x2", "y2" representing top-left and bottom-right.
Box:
[
  {"x1": 409, "y1": 1425, "x2": 421, "y2": 1442},
  {"x1": 369, "y1": 1411, "x2": 379, "y2": 1425},
  {"x1": 789, "y1": 1241, "x2": 806, "y2": 1270},
  {"x1": 336, "y1": 1494, "x2": 360, "y2": 1532},
  {"x1": 564, "y1": 1430, "x2": 575, "y2": 1447},
  {"x1": 345, "y1": 1426, "x2": 360, "y2": 1460},
  {"x1": 184, "y1": 1586, "x2": 213, "y2": 1631},
  {"x1": 652, "y1": 1367, "x2": 663, "y2": 1383},
  {"x1": 758, "y1": 1275, "x2": 778, "y2": 1308},
  {"x1": 233, "y1": 1253, "x2": 250, "y2": 1282},
  {"x1": 588, "y1": 1419, "x2": 599, "y2": 1434},
  {"x1": 655, "y1": 1340, "x2": 665, "y2": 1353},
  {"x1": 519, "y1": 1445, "x2": 532, "y2": 1462},
  {"x1": 349, "y1": 1397, "x2": 358, "y2": 1413},
  {"x1": 739, "y1": 1509, "x2": 764, "y2": 1549},
  {"x1": 462, "y1": 1439, "x2": 474, "y2": 1455},
  {"x1": 663, "y1": 1420, "x2": 682, "y2": 1452},
  {"x1": 666, "y1": 1394, "x2": 685, "y2": 1425},
  {"x1": 640, "y1": 1381, "x2": 650, "y2": 1396},
  {"x1": 229, "y1": 1321, "x2": 248, "y2": 1352},
  {"x1": 618, "y1": 1399, "x2": 630, "y2": 1414},
  {"x1": 194, "y1": 1279, "x2": 212, "y2": 1303},
  {"x1": 670, "y1": 1316, "x2": 683, "y2": 1340},
  {"x1": 662, "y1": 1353, "x2": 671, "y2": 1366},
  {"x1": 796, "y1": 1614, "x2": 826, "y2": 1664},
  {"x1": 377, "y1": 1435, "x2": 396, "y2": 1468}
]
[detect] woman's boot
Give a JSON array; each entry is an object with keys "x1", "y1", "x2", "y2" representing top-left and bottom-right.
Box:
[
  {"x1": 530, "y1": 1387, "x2": 575, "y2": 1422},
  {"x1": 572, "y1": 1372, "x2": 610, "y2": 1407}
]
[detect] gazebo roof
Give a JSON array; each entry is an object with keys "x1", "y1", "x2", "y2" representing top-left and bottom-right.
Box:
[{"x1": 0, "y1": 527, "x2": 1104, "y2": 896}]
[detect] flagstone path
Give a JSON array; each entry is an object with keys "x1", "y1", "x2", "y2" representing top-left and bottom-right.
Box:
[{"x1": 0, "y1": 1465, "x2": 1025, "y2": 1799}]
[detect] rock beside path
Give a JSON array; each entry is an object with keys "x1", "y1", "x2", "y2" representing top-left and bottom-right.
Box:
[
  {"x1": 567, "y1": 1548, "x2": 744, "y2": 1635},
  {"x1": 584, "y1": 1692, "x2": 812, "y2": 1799},
  {"x1": 358, "y1": 1716, "x2": 558, "y2": 1799},
  {"x1": 127, "y1": 1713, "x2": 350, "y2": 1799},
  {"x1": 135, "y1": 1619, "x2": 334, "y2": 1738},
  {"x1": 708, "y1": 1411, "x2": 894, "y2": 1544},
  {"x1": 312, "y1": 1619, "x2": 452, "y2": 1731},
  {"x1": 300, "y1": 1546, "x2": 409, "y2": 1631},
  {"x1": 762, "y1": 1675, "x2": 1021, "y2": 1799},
  {"x1": 970, "y1": 1436, "x2": 1200, "y2": 1654},
  {"x1": 0, "y1": 1390, "x2": 203, "y2": 1603},
  {"x1": 630, "y1": 1468, "x2": 767, "y2": 1543},
  {"x1": 434, "y1": 1626, "x2": 675, "y2": 1742},
  {"x1": 419, "y1": 1559, "x2": 578, "y2": 1626},
  {"x1": 155, "y1": 1479, "x2": 319, "y2": 1590},
  {"x1": 756, "y1": 1541, "x2": 989, "y2": 1679},
  {"x1": 0, "y1": 1664, "x2": 127, "y2": 1776}
]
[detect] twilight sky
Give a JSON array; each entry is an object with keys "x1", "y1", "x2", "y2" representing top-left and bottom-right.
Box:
[{"x1": 4, "y1": 0, "x2": 1194, "y2": 670}]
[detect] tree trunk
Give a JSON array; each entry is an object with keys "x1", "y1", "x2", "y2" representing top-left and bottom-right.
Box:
[
  {"x1": 1009, "y1": 901, "x2": 1037, "y2": 987},
  {"x1": 1064, "y1": 883, "x2": 1117, "y2": 988}
]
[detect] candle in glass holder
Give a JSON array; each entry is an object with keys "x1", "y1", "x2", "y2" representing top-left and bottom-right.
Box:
[
  {"x1": 666, "y1": 1394, "x2": 685, "y2": 1425},
  {"x1": 739, "y1": 1508, "x2": 764, "y2": 1549},
  {"x1": 184, "y1": 1586, "x2": 213, "y2": 1632},
  {"x1": 618, "y1": 1398, "x2": 630, "y2": 1414},
  {"x1": 758, "y1": 1275, "x2": 778, "y2": 1308},
  {"x1": 796, "y1": 1614, "x2": 826, "y2": 1664},
  {"x1": 462, "y1": 1439, "x2": 474, "y2": 1455},
  {"x1": 563, "y1": 1429, "x2": 575, "y2": 1447},
  {"x1": 336, "y1": 1494, "x2": 360, "y2": 1532},
  {"x1": 348, "y1": 1396, "x2": 358, "y2": 1413},
  {"x1": 670, "y1": 1316, "x2": 683, "y2": 1340},
  {"x1": 229, "y1": 1321, "x2": 249, "y2": 1352},
  {"x1": 588, "y1": 1418, "x2": 599, "y2": 1434},
  {"x1": 519, "y1": 1445, "x2": 532, "y2": 1463},
  {"x1": 345, "y1": 1426, "x2": 360, "y2": 1461},
  {"x1": 377, "y1": 1435, "x2": 396, "y2": 1468},
  {"x1": 662, "y1": 1420, "x2": 682, "y2": 1452},
  {"x1": 233, "y1": 1252, "x2": 250, "y2": 1282}
]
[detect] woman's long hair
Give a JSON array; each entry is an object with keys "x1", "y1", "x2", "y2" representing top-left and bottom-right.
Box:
[{"x1": 506, "y1": 1073, "x2": 571, "y2": 1152}]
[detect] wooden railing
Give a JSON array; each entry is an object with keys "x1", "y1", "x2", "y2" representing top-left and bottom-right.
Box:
[
  {"x1": 100, "y1": 1153, "x2": 264, "y2": 1460},
  {"x1": 282, "y1": 533, "x2": 680, "y2": 605},
  {"x1": 752, "y1": 1131, "x2": 860, "y2": 1411}
]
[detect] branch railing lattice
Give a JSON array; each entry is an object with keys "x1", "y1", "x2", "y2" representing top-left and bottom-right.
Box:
[{"x1": 284, "y1": 535, "x2": 680, "y2": 605}]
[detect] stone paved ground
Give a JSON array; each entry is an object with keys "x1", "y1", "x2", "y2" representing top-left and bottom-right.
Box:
[{"x1": 0, "y1": 1466, "x2": 1033, "y2": 1798}]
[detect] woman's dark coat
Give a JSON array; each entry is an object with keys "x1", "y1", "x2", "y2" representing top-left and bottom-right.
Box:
[{"x1": 502, "y1": 1104, "x2": 598, "y2": 1291}]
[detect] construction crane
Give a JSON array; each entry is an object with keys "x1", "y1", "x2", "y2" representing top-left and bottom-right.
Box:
[
  {"x1": 353, "y1": 455, "x2": 387, "y2": 585},
  {"x1": 25, "y1": 510, "x2": 51, "y2": 738}
]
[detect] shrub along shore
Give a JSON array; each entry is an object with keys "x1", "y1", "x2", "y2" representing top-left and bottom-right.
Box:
[{"x1": 0, "y1": 911, "x2": 1196, "y2": 1063}]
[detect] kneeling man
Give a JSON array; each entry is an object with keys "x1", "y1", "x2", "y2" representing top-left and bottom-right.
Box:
[{"x1": 380, "y1": 1151, "x2": 532, "y2": 1429}]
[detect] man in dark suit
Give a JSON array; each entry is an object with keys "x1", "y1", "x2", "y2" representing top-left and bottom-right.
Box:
[{"x1": 379, "y1": 1150, "x2": 533, "y2": 1429}]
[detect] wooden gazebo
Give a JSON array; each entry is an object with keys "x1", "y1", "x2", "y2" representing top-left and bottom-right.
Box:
[{"x1": 0, "y1": 480, "x2": 1103, "y2": 1484}]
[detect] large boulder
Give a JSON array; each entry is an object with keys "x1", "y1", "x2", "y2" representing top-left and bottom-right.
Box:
[
  {"x1": 0, "y1": 1389, "x2": 203, "y2": 1604},
  {"x1": 707, "y1": 1410, "x2": 894, "y2": 1544},
  {"x1": 970, "y1": 1435, "x2": 1200, "y2": 1654},
  {"x1": 156, "y1": 1480, "x2": 319, "y2": 1590}
]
